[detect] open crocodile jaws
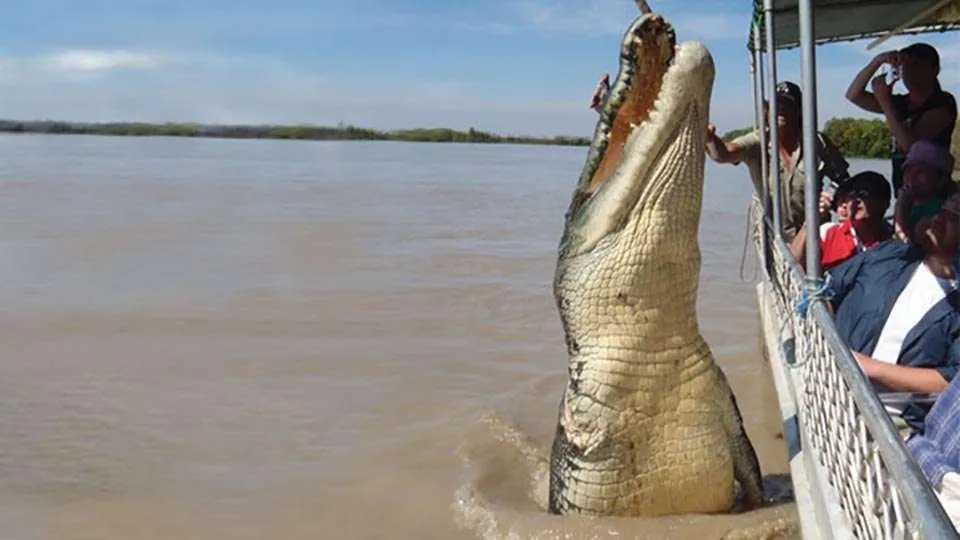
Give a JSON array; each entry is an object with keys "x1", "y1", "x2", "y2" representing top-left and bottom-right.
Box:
[{"x1": 548, "y1": 13, "x2": 763, "y2": 517}]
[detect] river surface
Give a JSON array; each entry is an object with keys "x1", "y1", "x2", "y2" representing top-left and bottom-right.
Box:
[{"x1": 0, "y1": 135, "x2": 887, "y2": 539}]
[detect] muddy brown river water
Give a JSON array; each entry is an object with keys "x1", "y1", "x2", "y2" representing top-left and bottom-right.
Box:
[{"x1": 0, "y1": 135, "x2": 886, "y2": 538}]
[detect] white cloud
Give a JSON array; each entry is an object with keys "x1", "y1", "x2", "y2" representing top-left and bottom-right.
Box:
[
  {"x1": 41, "y1": 50, "x2": 161, "y2": 73},
  {"x1": 507, "y1": 0, "x2": 634, "y2": 36},
  {"x1": 676, "y1": 13, "x2": 746, "y2": 42},
  {"x1": 0, "y1": 44, "x2": 836, "y2": 139},
  {"x1": 502, "y1": 0, "x2": 744, "y2": 41}
]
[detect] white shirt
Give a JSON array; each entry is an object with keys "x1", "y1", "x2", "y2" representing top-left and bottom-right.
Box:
[{"x1": 873, "y1": 264, "x2": 957, "y2": 364}]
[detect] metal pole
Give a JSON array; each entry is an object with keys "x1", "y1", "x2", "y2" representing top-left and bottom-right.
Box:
[
  {"x1": 752, "y1": 24, "x2": 769, "y2": 219},
  {"x1": 798, "y1": 0, "x2": 822, "y2": 280},
  {"x1": 763, "y1": 0, "x2": 782, "y2": 237},
  {"x1": 752, "y1": 24, "x2": 772, "y2": 277}
]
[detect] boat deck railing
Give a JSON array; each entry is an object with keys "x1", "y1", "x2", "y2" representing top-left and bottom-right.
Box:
[{"x1": 749, "y1": 197, "x2": 959, "y2": 539}]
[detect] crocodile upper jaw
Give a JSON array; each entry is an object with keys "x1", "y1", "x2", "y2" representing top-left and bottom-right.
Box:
[{"x1": 559, "y1": 15, "x2": 714, "y2": 261}]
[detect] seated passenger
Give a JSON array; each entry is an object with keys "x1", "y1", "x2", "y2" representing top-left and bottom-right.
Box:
[
  {"x1": 825, "y1": 192, "x2": 960, "y2": 432},
  {"x1": 706, "y1": 81, "x2": 850, "y2": 243},
  {"x1": 895, "y1": 140, "x2": 957, "y2": 243},
  {"x1": 906, "y1": 374, "x2": 960, "y2": 527},
  {"x1": 790, "y1": 171, "x2": 893, "y2": 271}
]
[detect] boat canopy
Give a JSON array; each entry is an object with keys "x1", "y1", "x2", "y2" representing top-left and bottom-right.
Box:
[{"x1": 749, "y1": 0, "x2": 960, "y2": 51}]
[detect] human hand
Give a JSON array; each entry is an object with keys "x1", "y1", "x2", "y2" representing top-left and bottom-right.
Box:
[
  {"x1": 871, "y1": 74, "x2": 893, "y2": 101},
  {"x1": 874, "y1": 50, "x2": 900, "y2": 67},
  {"x1": 819, "y1": 190, "x2": 833, "y2": 215},
  {"x1": 895, "y1": 221, "x2": 909, "y2": 242},
  {"x1": 851, "y1": 351, "x2": 878, "y2": 377}
]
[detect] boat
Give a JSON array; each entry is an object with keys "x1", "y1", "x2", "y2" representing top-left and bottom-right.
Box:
[{"x1": 746, "y1": 1, "x2": 960, "y2": 538}]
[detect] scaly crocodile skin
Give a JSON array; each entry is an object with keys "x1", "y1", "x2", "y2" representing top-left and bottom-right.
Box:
[{"x1": 548, "y1": 12, "x2": 764, "y2": 517}]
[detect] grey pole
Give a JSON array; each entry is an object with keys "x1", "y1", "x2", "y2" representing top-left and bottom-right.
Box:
[
  {"x1": 797, "y1": 0, "x2": 822, "y2": 280},
  {"x1": 763, "y1": 0, "x2": 782, "y2": 237},
  {"x1": 752, "y1": 23, "x2": 772, "y2": 277},
  {"x1": 752, "y1": 24, "x2": 769, "y2": 219}
]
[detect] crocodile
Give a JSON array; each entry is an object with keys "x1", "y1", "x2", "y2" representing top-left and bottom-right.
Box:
[{"x1": 547, "y1": 10, "x2": 764, "y2": 517}]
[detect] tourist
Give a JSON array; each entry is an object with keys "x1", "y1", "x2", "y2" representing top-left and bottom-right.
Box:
[
  {"x1": 845, "y1": 43, "x2": 957, "y2": 193},
  {"x1": 825, "y1": 192, "x2": 960, "y2": 433},
  {"x1": 790, "y1": 171, "x2": 892, "y2": 271},
  {"x1": 706, "y1": 81, "x2": 850, "y2": 242},
  {"x1": 894, "y1": 140, "x2": 957, "y2": 243}
]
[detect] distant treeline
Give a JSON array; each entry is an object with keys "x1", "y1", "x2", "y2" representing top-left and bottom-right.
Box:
[
  {"x1": 2, "y1": 117, "x2": 957, "y2": 160},
  {"x1": 0, "y1": 120, "x2": 590, "y2": 147},
  {"x1": 723, "y1": 117, "x2": 960, "y2": 163}
]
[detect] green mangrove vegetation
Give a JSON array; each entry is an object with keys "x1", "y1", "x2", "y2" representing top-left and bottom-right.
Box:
[
  {"x1": 723, "y1": 116, "x2": 960, "y2": 164},
  {"x1": 0, "y1": 117, "x2": 957, "y2": 160},
  {"x1": 0, "y1": 120, "x2": 589, "y2": 147}
]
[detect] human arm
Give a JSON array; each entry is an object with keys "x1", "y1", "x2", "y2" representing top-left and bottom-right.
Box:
[
  {"x1": 853, "y1": 352, "x2": 950, "y2": 393},
  {"x1": 790, "y1": 223, "x2": 808, "y2": 270},
  {"x1": 893, "y1": 186, "x2": 914, "y2": 241},
  {"x1": 870, "y1": 76, "x2": 909, "y2": 151},
  {"x1": 790, "y1": 197, "x2": 833, "y2": 269},
  {"x1": 705, "y1": 123, "x2": 743, "y2": 163},
  {"x1": 846, "y1": 51, "x2": 898, "y2": 113},
  {"x1": 871, "y1": 77, "x2": 956, "y2": 151}
]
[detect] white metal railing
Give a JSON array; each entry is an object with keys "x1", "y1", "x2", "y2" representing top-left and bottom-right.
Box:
[{"x1": 749, "y1": 198, "x2": 958, "y2": 540}]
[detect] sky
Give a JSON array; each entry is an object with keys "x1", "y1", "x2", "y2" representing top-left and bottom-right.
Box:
[{"x1": 1, "y1": 0, "x2": 959, "y2": 137}]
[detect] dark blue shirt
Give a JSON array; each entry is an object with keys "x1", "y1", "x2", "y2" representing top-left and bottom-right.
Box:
[{"x1": 826, "y1": 240, "x2": 960, "y2": 428}]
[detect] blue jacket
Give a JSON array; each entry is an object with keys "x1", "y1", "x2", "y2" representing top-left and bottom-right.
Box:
[{"x1": 826, "y1": 240, "x2": 960, "y2": 429}]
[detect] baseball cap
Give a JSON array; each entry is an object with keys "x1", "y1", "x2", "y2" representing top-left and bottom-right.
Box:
[
  {"x1": 900, "y1": 43, "x2": 940, "y2": 74},
  {"x1": 850, "y1": 171, "x2": 892, "y2": 202},
  {"x1": 902, "y1": 140, "x2": 953, "y2": 173},
  {"x1": 832, "y1": 171, "x2": 891, "y2": 209}
]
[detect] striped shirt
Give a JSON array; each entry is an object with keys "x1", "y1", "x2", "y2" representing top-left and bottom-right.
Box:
[{"x1": 908, "y1": 374, "x2": 960, "y2": 486}]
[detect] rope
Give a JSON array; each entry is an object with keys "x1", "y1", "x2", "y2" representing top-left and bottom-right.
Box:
[
  {"x1": 794, "y1": 274, "x2": 833, "y2": 318},
  {"x1": 739, "y1": 201, "x2": 759, "y2": 282}
]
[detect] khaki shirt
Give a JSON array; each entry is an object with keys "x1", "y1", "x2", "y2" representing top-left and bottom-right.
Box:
[{"x1": 732, "y1": 130, "x2": 850, "y2": 242}]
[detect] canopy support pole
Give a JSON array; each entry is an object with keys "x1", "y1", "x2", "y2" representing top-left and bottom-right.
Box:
[
  {"x1": 798, "y1": 0, "x2": 823, "y2": 281},
  {"x1": 764, "y1": 0, "x2": 783, "y2": 236}
]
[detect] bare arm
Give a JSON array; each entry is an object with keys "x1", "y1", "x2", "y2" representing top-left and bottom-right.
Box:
[
  {"x1": 874, "y1": 77, "x2": 914, "y2": 151},
  {"x1": 789, "y1": 223, "x2": 808, "y2": 270},
  {"x1": 705, "y1": 123, "x2": 744, "y2": 164},
  {"x1": 846, "y1": 52, "x2": 896, "y2": 113},
  {"x1": 885, "y1": 105, "x2": 955, "y2": 151},
  {"x1": 854, "y1": 352, "x2": 950, "y2": 393},
  {"x1": 893, "y1": 187, "x2": 914, "y2": 241}
]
